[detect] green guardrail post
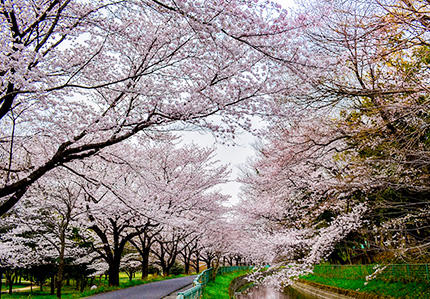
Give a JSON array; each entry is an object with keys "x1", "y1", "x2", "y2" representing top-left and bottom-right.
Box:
[{"x1": 175, "y1": 266, "x2": 252, "y2": 299}]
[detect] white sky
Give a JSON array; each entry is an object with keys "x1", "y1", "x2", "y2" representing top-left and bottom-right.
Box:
[
  {"x1": 180, "y1": 0, "x2": 297, "y2": 205},
  {"x1": 180, "y1": 125, "x2": 260, "y2": 206},
  {"x1": 276, "y1": 0, "x2": 297, "y2": 8}
]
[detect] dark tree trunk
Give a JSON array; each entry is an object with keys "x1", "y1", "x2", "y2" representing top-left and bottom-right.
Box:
[
  {"x1": 108, "y1": 263, "x2": 120, "y2": 286},
  {"x1": 50, "y1": 275, "x2": 55, "y2": 295},
  {"x1": 56, "y1": 233, "x2": 66, "y2": 298},
  {"x1": 7, "y1": 273, "x2": 13, "y2": 294},
  {"x1": 141, "y1": 250, "x2": 150, "y2": 279},
  {"x1": 184, "y1": 261, "x2": 190, "y2": 274},
  {"x1": 79, "y1": 278, "x2": 86, "y2": 292},
  {"x1": 89, "y1": 217, "x2": 142, "y2": 288},
  {"x1": 194, "y1": 254, "x2": 200, "y2": 273},
  {"x1": 163, "y1": 266, "x2": 170, "y2": 277}
]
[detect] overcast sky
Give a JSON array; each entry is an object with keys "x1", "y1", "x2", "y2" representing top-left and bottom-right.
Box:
[
  {"x1": 181, "y1": 0, "x2": 297, "y2": 206},
  {"x1": 277, "y1": 0, "x2": 297, "y2": 8}
]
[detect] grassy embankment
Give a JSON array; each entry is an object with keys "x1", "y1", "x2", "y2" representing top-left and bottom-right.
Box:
[
  {"x1": 202, "y1": 270, "x2": 249, "y2": 299},
  {"x1": 1, "y1": 272, "x2": 190, "y2": 298},
  {"x1": 301, "y1": 265, "x2": 430, "y2": 298}
]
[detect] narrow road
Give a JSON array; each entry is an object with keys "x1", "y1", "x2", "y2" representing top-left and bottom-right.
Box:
[
  {"x1": 89, "y1": 276, "x2": 195, "y2": 299},
  {"x1": 1, "y1": 285, "x2": 40, "y2": 293}
]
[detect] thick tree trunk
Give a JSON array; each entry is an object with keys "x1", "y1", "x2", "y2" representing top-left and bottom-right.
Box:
[
  {"x1": 56, "y1": 234, "x2": 66, "y2": 298},
  {"x1": 161, "y1": 264, "x2": 170, "y2": 277},
  {"x1": 194, "y1": 255, "x2": 200, "y2": 273},
  {"x1": 7, "y1": 273, "x2": 13, "y2": 294},
  {"x1": 79, "y1": 278, "x2": 86, "y2": 292},
  {"x1": 50, "y1": 274, "x2": 55, "y2": 295},
  {"x1": 141, "y1": 250, "x2": 150, "y2": 279},
  {"x1": 108, "y1": 264, "x2": 120, "y2": 286},
  {"x1": 184, "y1": 261, "x2": 190, "y2": 274}
]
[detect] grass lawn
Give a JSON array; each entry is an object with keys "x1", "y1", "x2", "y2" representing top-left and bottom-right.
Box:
[
  {"x1": 1, "y1": 273, "x2": 190, "y2": 298},
  {"x1": 302, "y1": 274, "x2": 430, "y2": 298},
  {"x1": 202, "y1": 270, "x2": 249, "y2": 299}
]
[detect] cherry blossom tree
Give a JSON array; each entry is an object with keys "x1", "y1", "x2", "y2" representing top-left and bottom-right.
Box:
[
  {"x1": 233, "y1": 111, "x2": 367, "y2": 284},
  {"x1": 151, "y1": 228, "x2": 190, "y2": 276},
  {"x1": 298, "y1": 0, "x2": 430, "y2": 261},
  {"x1": 129, "y1": 221, "x2": 162, "y2": 279},
  {"x1": 78, "y1": 164, "x2": 154, "y2": 286},
  {"x1": 120, "y1": 253, "x2": 141, "y2": 281},
  {"x1": 0, "y1": 168, "x2": 90, "y2": 298},
  {"x1": 178, "y1": 234, "x2": 200, "y2": 274},
  {"x1": 234, "y1": 0, "x2": 430, "y2": 285},
  {"x1": 73, "y1": 139, "x2": 229, "y2": 285},
  {"x1": 0, "y1": 0, "x2": 305, "y2": 216}
]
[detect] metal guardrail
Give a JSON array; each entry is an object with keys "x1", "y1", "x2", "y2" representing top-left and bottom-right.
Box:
[
  {"x1": 176, "y1": 266, "x2": 251, "y2": 299},
  {"x1": 177, "y1": 284, "x2": 203, "y2": 299},
  {"x1": 313, "y1": 264, "x2": 430, "y2": 283}
]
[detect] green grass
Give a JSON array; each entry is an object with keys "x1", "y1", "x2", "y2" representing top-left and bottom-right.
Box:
[
  {"x1": 1, "y1": 285, "x2": 84, "y2": 299},
  {"x1": 1, "y1": 273, "x2": 189, "y2": 298},
  {"x1": 302, "y1": 274, "x2": 430, "y2": 298},
  {"x1": 313, "y1": 264, "x2": 429, "y2": 284},
  {"x1": 202, "y1": 270, "x2": 249, "y2": 299}
]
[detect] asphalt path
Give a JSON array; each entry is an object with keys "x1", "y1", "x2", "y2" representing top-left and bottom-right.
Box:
[{"x1": 89, "y1": 275, "x2": 196, "y2": 299}]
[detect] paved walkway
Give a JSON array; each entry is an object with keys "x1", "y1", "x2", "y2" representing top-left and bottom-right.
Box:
[
  {"x1": 89, "y1": 276, "x2": 196, "y2": 299},
  {"x1": 162, "y1": 283, "x2": 194, "y2": 299},
  {"x1": 1, "y1": 285, "x2": 39, "y2": 293}
]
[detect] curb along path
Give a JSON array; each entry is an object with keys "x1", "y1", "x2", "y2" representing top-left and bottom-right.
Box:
[
  {"x1": 162, "y1": 283, "x2": 194, "y2": 299},
  {"x1": 89, "y1": 276, "x2": 196, "y2": 299}
]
